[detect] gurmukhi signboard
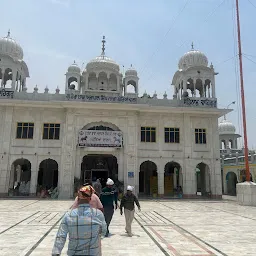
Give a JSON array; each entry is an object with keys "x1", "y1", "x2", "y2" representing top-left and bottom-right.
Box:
[
  {"x1": 0, "y1": 89, "x2": 14, "y2": 98},
  {"x1": 78, "y1": 130, "x2": 123, "y2": 148},
  {"x1": 66, "y1": 93, "x2": 137, "y2": 104}
]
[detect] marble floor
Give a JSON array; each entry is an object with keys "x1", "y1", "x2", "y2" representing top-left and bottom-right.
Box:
[{"x1": 0, "y1": 198, "x2": 255, "y2": 256}]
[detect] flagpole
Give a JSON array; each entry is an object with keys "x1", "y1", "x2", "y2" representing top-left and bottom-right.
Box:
[{"x1": 235, "y1": 0, "x2": 250, "y2": 181}]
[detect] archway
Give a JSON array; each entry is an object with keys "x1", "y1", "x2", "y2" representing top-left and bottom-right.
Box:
[
  {"x1": 164, "y1": 162, "x2": 181, "y2": 196},
  {"x1": 37, "y1": 159, "x2": 58, "y2": 192},
  {"x1": 9, "y1": 158, "x2": 31, "y2": 196},
  {"x1": 68, "y1": 77, "x2": 78, "y2": 90},
  {"x1": 196, "y1": 162, "x2": 210, "y2": 196},
  {"x1": 226, "y1": 172, "x2": 237, "y2": 196},
  {"x1": 139, "y1": 161, "x2": 158, "y2": 196},
  {"x1": 81, "y1": 155, "x2": 118, "y2": 187}
]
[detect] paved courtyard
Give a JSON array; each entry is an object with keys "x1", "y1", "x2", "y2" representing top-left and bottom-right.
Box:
[{"x1": 0, "y1": 198, "x2": 255, "y2": 256}]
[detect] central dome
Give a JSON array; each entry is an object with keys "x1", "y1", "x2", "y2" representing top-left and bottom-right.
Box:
[
  {"x1": 0, "y1": 31, "x2": 23, "y2": 60},
  {"x1": 218, "y1": 119, "x2": 236, "y2": 135},
  {"x1": 178, "y1": 44, "x2": 208, "y2": 70},
  {"x1": 86, "y1": 55, "x2": 120, "y2": 72},
  {"x1": 86, "y1": 36, "x2": 120, "y2": 72}
]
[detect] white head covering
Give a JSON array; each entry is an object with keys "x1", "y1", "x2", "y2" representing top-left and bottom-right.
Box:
[
  {"x1": 127, "y1": 185, "x2": 133, "y2": 191},
  {"x1": 106, "y1": 178, "x2": 114, "y2": 186}
]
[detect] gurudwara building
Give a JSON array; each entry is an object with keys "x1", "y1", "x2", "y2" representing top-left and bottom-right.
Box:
[
  {"x1": 0, "y1": 32, "x2": 228, "y2": 199},
  {"x1": 219, "y1": 118, "x2": 256, "y2": 196}
]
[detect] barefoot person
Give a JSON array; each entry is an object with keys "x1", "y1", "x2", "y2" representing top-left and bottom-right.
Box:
[
  {"x1": 120, "y1": 185, "x2": 141, "y2": 237},
  {"x1": 52, "y1": 185, "x2": 107, "y2": 256},
  {"x1": 100, "y1": 178, "x2": 118, "y2": 237}
]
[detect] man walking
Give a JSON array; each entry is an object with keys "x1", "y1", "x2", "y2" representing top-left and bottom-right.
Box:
[
  {"x1": 100, "y1": 178, "x2": 118, "y2": 237},
  {"x1": 52, "y1": 185, "x2": 107, "y2": 256},
  {"x1": 93, "y1": 179, "x2": 102, "y2": 197},
  {"x1": 120, "y1": 185, "x2": 141, "y2": 237}
]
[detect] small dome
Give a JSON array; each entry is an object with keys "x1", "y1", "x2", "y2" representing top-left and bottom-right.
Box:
[
  {"x1": 218, "y1": 119, "x2": 236, "y2": 135},
  {"x1": 68, "y1": 61, "x2": 80, "y2": 73},
  {"x1": 125, "y1": 65, "x2": 137, "y2": 76},
  {"x1": 0, "y1": 31, "x2": 23, "y2": 60},
  {"x1": 86, "y1": 55, "x2": 119, "y2": 72},
  {"x1": 178, "y1": 45, "x2": 208, "y2": 70}
]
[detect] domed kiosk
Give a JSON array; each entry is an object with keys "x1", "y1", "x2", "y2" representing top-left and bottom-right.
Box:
[
  {"x1": 219, "y1": 119, "x2": 241, "y2": 149},
  {"x1": 172, "y1": 43, "x2": 217, "y2": 99},
  {"x1": 0, "y1": 30, "x2": 29, "y2": 90}
]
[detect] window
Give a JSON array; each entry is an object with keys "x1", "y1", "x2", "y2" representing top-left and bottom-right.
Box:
[
  {"x1": 16, "y1": 122, "x2": 34, "y2": 139},
  {"x1": 165, "y1": 128, "x2": 180, "y2": 143},
  {"x1": 195, "y1": 128, "x2": 206, "y2": 144},
  {"x1": 141, "y1": 127, "x2": 156, "y2": 142},
  {"x1": 43, "y1": 123, "x2": 60, "y2": 140}
]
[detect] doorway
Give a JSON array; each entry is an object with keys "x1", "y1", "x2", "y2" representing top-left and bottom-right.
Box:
[{"x1": 81, "y1": 154, "x2": 118, "y2": 187}]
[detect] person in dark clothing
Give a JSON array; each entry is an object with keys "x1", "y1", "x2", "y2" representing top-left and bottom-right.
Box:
[
  {"x1": 100, "y1": 178, "x2": 118, "y2": 237},
  {"x1": 120, "y1": 185, "x2": 141, "y2": 237}
]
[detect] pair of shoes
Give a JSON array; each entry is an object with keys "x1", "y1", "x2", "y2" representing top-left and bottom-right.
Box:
[{"x1": 128, "y1": 233, "x2": 132, "y2": 237}]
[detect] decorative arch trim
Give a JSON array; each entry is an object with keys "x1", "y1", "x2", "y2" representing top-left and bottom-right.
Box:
[{"x1": 82, "y1": 121, "x2": 121, "y2": 131}]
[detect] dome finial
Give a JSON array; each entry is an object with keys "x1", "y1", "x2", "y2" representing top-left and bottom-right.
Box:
[
  {"x1": 101, "y1": 35, "x2": 106, "y2": 56},
  {"x1": 131, "y1": 64, "x2": 132, "y2": 68},
  {"x1": 7, "y1": 29, "x2": 10, "y2": 38},
  {"x1": 73, "y1": 60, "x2": 76, "y2": 64},
  {"x1": 191, "y1": 42, "x2": 194, "y2": 50}
]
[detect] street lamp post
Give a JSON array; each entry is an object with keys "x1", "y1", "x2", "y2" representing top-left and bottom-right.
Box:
[{"x1": 224, "y1": 101, "x2": 235, "y2": 120}]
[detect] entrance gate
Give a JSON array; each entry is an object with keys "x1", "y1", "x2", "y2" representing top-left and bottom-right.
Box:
[{"x1": 81, "y1": 154, "x2": 118, "y2": 186}]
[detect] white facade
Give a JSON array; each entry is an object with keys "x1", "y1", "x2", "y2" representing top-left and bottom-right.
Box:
[{"x1": 0, "y1": 33, "x2": 227, "y2": 199}]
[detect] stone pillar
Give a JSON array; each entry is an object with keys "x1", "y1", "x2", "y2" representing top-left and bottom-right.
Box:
[
  {"x1": 1, "y1": 69, "x2": 5, "y2": 87},
  {"x1": 0, "y1": 107, "x2": 13, "y2": 195},
  {"x1": 118, "y1": 150, "x2": 124, "y2": 183},
  {"x1": 183, "y1": 79, "x2": 187, "y2": 93},
  {"x1": 211, "y1": 80, "x2": 216, "y2": 98},
  {"x1": 85, "y1": 73, "x2": 89, "y2": 92},
  {"x1": 158, "y1": 172, "x2": 164, "y2": 197},
  {"x1": 29, "y1": 158, "x2": 38, "y2": 196},
  {"x1": 173, "y1": 168, "x2": 177, "y2": 189},
  {"x1": 203, "y1": 81, "x2": 206, "y2": 97},
  {"x1": 59, "y1": 110, "x2": 76, "y2": 199},
  {"x1": 193, "y1": 78, "x2": 196, "y2": 97},
  {"x1": 11, "y1": 69, "x2": 17, "y2": 89}
]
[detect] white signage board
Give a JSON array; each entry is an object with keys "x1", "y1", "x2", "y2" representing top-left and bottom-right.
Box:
[{"x1": 78, "y1": 130, "x2": 123, "y2": 148}]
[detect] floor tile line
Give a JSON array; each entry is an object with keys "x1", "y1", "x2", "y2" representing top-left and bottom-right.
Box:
[
  {"x1": 24, "y1": 214, "x2": 65, "y2": 256},
  {"x1": 20, "y1": 200, "x2": 40, "y2": 209},
  {"x1": 148, "y1": 226, "x2": 181, "y2": 256},
  {"x1": 198, "y1": 204, "x2": 256, "y2": 221},
  {"x1": 153, "y1": 210, "x2": 228, "y2": 256},
  {"x1": 134, "y1": 217, "x2": 170, "y2": 256},
  {"x1": 0, "y1": 211, "x2": 40, "y2": 235}
]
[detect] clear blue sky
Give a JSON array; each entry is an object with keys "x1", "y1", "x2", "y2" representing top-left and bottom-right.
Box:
[{"x1": 1, "y1": 0, "x2": 256, "y2": 148}]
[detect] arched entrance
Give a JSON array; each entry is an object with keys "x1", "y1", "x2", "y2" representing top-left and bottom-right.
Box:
[
  {"x1": 139, "y1": 161, "x2": 158, "y2": 196},
  {"x1": 9, "y1": 158, "x2": 31, "y2": 196},
  {"x1": 196, "y1": 162, "x2": 210, "y2": 196},
  {"x1": 37, "y1": 159, "x2": 58, "y2": 191},
  {"x1": 164, "y1": 162, "x2": 181, "y2": 196},
  {"x1": 81, "y1": 155, "x2": 118, "y2": 187},
  {"x1": 226, "y1": 172, "x2": 237, "y2": 196}
]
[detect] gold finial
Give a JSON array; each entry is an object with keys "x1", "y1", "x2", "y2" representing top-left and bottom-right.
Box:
[{"x1": 101, "y1": 35, "x2": 106, "y2": 56}]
